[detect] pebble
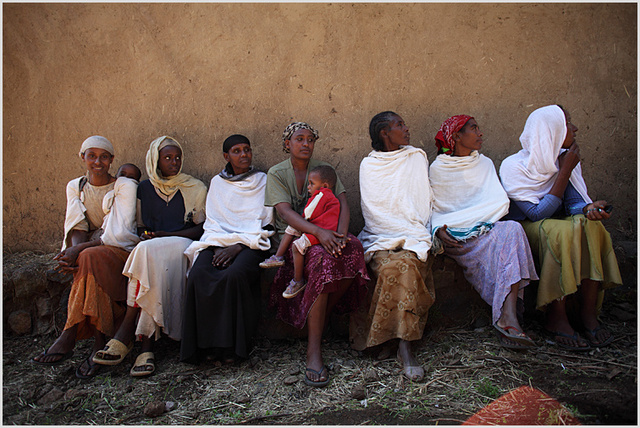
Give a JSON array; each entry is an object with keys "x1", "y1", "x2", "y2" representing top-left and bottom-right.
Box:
[
  {"x1": 144, "y1": 400, "x2": 166, "y2": 418},
  {"x1": 37, "y1": 388, "x2": 64, "y2": 405},
  {"x1": 284, "y1": 376, "x2": 298, "y2": 385},
  {"x1": 288, "y1": 366, "x2": 300, "y2": 376},
  {"x1": 165, "y1": 401, "x2": 176, "y2": 412},
  {"x1": 235, "y1": 394, "x2": 251, "y2": 404},
  {"x1": 351, "y1": 385, "x2": 366, "y2": 400},
  {"x1": 363, "y1": 369, "x2": 380, "y2": 382},
  {"x1": 536, "y1": 353, "x2": 550, "y2": 361}
]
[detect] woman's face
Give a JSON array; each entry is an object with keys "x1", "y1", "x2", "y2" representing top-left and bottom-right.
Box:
[
  {"x1": 453, "y1": 119, "x2": 483, "y2": 156},
  {"x1": 82, "y1": 148, "x2": 113, "y2": 176},
  {"x1": 285, "y1": 129, "x2": 316, "y2": 160},
  {"x1": 223, "y1": 143, "x2": 252, "y2": 175},
  {"x1": 561, "y1": 110, "x2": 578, "y2": 149},
  {"x1": 158, "y1": 145, "x2": 182, "y2": 177},
  {"x1": 382, "y1": 115, "x2": 410, "y2": 151}
]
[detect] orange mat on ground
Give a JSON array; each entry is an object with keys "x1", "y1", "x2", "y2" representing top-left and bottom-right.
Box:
[{"x1": 463, "y1": 385, "x2": 581, "y2": 425}]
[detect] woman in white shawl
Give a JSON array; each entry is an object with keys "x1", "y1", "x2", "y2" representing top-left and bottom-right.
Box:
[
  {"x1": 500, "y1": 105, "x2": 622, "y2": 350},
  {"x1": 349, "y1": 111, "x2": 435, "y2": 381},
  {"x1": 32, "y1": 136, "x2": 138, "y2": 380},
  {"x1": 180, "y1": 135, "x2": 274, "y2": 364},
  {"x1": 430, "y1": 115, "x2": 538, "y2": 350},
  {"x1": 92, "y1": 136, "x2": 207, "y2": 376}
]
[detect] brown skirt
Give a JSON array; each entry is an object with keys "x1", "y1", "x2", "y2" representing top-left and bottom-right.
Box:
[
  {"x1": 64, "y1": 245, "x2": 130, "y2": 340},
  {"x1": 349, "y1": 249, "x2": 435, "y2": 351}
]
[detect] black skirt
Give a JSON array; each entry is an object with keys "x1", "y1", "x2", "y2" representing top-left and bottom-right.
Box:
[{"x1": 180, "y1": 246, "x2": 266, "y2": 363}]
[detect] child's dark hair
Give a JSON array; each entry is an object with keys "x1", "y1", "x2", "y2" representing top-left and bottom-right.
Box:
[
  {"x1": 119, "y1": 163, "x2": 142, "y2": 181},
  {"x1": 310, "y1": 165, "x2": 337, "y2": 188},
  {"x1": 369, "y1": 111, "x2": 399, "y2": 151}
]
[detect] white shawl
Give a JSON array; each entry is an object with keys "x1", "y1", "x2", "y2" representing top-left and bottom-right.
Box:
[
  {"x1": 358, "y1": 145, "x2": 433, "y2": 263},
  {"x1": 100, "y1": 177, "x2": 140, "y2": 251},
  {"x1": 499, "y1": 105, "x2": 592, "y2": 204},
  {"x1": 430, "y1": 151, "x2": 509, "y2": 240},
  {"x1": 62, "y1": 177, "x2": 88, "y2": 251},
  {"x1": 184, "y1": 171, "x2": 274, "y2": 265}
]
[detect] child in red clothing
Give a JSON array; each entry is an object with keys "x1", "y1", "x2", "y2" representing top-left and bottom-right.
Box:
[{"x1": 260, "y1": 165, "x2": 340, "y2": 298}]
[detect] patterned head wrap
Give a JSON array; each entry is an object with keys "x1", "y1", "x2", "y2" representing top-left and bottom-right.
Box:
[
  {"x1": 78, "y1": 135, "x2": 114, "y2": 158},
  {"x1": 435, "y1": 115, "x2": 474, "y2": 154},
  {"x1": 281, "y1": 122, "x2": 319, "y2": 153}
]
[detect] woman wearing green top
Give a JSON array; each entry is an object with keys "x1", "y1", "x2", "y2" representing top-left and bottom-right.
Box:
[{"x1": 265, "y1": 122, "x2": 368, "y2": 388}]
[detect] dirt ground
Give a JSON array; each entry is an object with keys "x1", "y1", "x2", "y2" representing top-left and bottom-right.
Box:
[{"x1": 3, "y1": 281, "x2": 636, "y2": 425}]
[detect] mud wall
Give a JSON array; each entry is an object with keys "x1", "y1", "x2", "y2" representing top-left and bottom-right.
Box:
[{"x1": 3, "y1": 3, "x2": 636, "y2": 252}]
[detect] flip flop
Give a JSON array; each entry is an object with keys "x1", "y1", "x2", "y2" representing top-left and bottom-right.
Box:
[
  {"x1": 498, "y1": 333, "x2": 532, "y2": 350},
  {"x1": 92, "y1": 339, "x2": 133, "y2": 366},
  {"x1": 304, "y1": 366, "x2": 329, "y2": 388},
  {"x1": 397, "y1": 350, "x2": 424, "y2": 381},
  {"x1": 543, "y1": 329, "x2": 591, "y2": 352},
  {"x1": 32, "y1": 349, "x2": 74, "y2": 365},
  {"x1": 493, "y1": 323, "x2": 536, "y2": 347},
  {"x1": 130, "y1": 352, "x2": 155, "y2": 377},
  {"x1": 582, "y1": 325, "x2": 614, "y2": 348},
  {"x1": 76, "y1": 355, "x2": 101, "y2": 379}
]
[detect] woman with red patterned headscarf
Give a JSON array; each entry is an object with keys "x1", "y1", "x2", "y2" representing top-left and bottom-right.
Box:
[{"x1": 430, "y1": 115, "x2": 538, "y2": 350}]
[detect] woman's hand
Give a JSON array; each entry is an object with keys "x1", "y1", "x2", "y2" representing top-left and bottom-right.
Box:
[
  {"x1": 583, "y1": 200, "x2": 611, "y2": 221},
  {"x1": 54, "y1": 245, "x2": 82, "y2": 273},
  {"x1": 436, "y1": 225, "x2": 463, "y2": 248},
  {"x1": 211, "y1": 244, "x2": 243, "y2": 268},
  {"x1": 557, "y1": 142, "x2": 580, "y2": 172},
  {"x1": 140, "y1": 230, "x2": 167, "y2": 240},
  {"x1": 315, "y1": 228, "x2": 347, "y2": 257}
]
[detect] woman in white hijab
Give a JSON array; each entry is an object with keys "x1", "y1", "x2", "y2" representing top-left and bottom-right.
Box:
[
  {"x1": 500, "y1": 105, "x2": 622, "y2": 351},
  {"x1": 92, "y1": 136, "x2": 207, "y2": 376},
  {"x1": 32, "y1": 136, "x2": 138, "y2": 379}
]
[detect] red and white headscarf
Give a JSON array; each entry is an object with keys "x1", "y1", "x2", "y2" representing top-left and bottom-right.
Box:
[{"x1": 434, "y1": 115, "x2": 474, "y2": 154}]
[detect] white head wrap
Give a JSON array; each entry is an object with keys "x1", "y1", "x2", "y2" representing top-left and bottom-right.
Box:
[
  {"x1": 78, "y1": 136, "x2": 114, "y2": 158},
  {"x1": 499, "y1": 105, "x2": 591, "y2": 204}
]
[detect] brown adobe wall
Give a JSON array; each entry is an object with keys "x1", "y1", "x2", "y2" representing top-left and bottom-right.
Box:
[{"x1": 3, "y1": 3, "x2": 636, "y2": 252}]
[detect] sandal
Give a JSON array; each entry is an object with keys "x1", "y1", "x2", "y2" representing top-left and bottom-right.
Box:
[
  {"x1": 543, "y1": 329, "x2": 591, "y2": 352},
  {"x1": 498, "y1": 333, "x2": 532, "y2": 350},
  {"x1": 397, "y1": 350, "x2": 424, "y2": 382},
  {"x1": 582, "y1": 325, "x2": 614, "y2": 348},
  {"x1": 92, "y1": 339, "x2": 133, "y2": 366},
  {"x1": 76, "y1": 355, "x2": 101, "y2": 379},
  {"x1": 130, "y1": 352, "x2": 155, "y2": 377},
  {"x1": 32, "y1": 349, "x2": 74, "y2": 365},
  {"x1": 304, "y1": 366, "x2": 329, "y2": 388},
  {"x1": 493, "y1": 323, "x2": 536, "y2": 347},
  {"x1": 259, "y1": 255, "x2": 285, "y2": 269},
  {"x1": 282, "y1": 279, "x2": 306, "y2": 299}
]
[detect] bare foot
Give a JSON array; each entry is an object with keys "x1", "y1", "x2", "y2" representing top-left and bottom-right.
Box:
[{"x1": 397, "y1": 340, "x2": 424, "y2": 381}]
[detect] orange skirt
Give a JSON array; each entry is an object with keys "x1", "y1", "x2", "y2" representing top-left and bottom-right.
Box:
[{"x1": 64, "y1": 245, "x2": 130, "y2": 340}]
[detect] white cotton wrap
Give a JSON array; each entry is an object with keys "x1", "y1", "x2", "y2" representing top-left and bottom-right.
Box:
[
  {"x1": 357, "y1": 145, "x2": 433, "y2": 263},
  {"x1": 184, "y1": 171, "x2": 274, "y2": 265},
  {"x1": 61, "y1": 177, "x2": 88, "y2": 251},
  {"x1": 499, "y1": 105, "x2": 592, "y2": 204},
  {"x1": 429, "y1": 151, "x2": 509, "y2": 233},
  {"x1": 100, "y1": 177, "x2": 140, "y2": 251}
]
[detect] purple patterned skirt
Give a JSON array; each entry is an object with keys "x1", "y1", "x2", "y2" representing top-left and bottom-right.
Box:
[{"x1": 268, "y1": 233, "x2": 369, "y2": 329}]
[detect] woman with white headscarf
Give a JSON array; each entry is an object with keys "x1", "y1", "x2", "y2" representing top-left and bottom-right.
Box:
[
  {"x1": 92, "y1": 136, "x2": 207, "y2": 377},
  {"x1": 32, "y1": 136, "x2": 139, "y2": 379},
  {"x1": 500, "y1": 105, "x2": 622, "y2": 351}
]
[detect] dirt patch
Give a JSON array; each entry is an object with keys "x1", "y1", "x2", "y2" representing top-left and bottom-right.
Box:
[{"x1": 3, "y1": 284, "x2": 636, "y2": 425}]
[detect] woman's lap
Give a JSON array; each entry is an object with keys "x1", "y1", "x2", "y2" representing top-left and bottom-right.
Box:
[
  {"x1": 180, "y1": 246, "x2": 265, "y2": 361},
  {"x1": 349, "y1": 249, "x2": 435, "y2": 350},
  {"x1": 65, "y1": 245, "x2": 130, "y2": 339},
  {"x1": 444, "y1": 221, "x2": 537, "y2": 323},
  {"x1": 124, "y1": 236, "x2": 193, "y2": 340},
  {"x1": 269, "y1": 233, "x2": 369, "y2": 330},
  {"x1": 521, "y1": 215, "x2": 622, "y2": 308}
]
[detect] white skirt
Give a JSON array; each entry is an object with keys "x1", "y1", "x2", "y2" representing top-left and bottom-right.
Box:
[{"x1": 123, "y1": 236, "x2": 193, "y2": 340}]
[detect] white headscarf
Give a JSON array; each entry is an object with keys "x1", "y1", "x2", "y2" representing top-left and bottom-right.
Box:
[
  {"x1": 499, "y1": 105, "x2": 591, "y2": 204},
  {"x1": 78, "y1": 136, "x2": 114, "y2": 158}
]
